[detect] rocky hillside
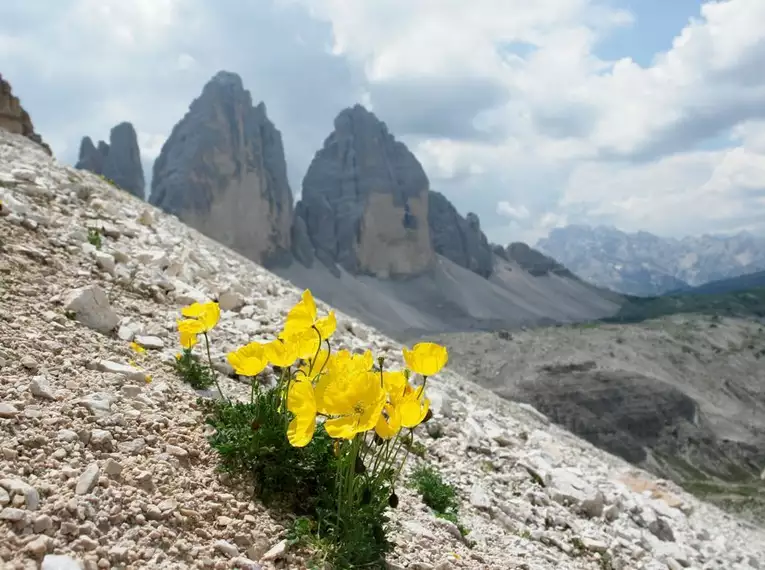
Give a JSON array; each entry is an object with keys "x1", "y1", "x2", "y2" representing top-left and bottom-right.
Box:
[
  {"x1": 537, "y1": 225, "x2": 765, "y2": 296},
  {"x1": 0, "y1": 73, "x2": 51, "y2": 156},
  {"x1": 75, "y1": 122, "x2": 145, "y2": 199},
  {"x1": 293, "y1": 104, "x2": 434, "y2": 279},
  {"x1": 501, "y1": 242, "x2": 577, "y2": 279},
  {"x1": 431, "y1": 314, "x2": 765, "y2": 524},
  {"x1": 3, "y1": 128, "x2": 765, "y2": 570},
  {"x1": 149, "y1": 71, "x2": 294, "y2": 266}
]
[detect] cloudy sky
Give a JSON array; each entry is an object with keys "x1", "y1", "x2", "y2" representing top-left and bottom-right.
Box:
[{"x1": 2, "y1": 0, "x2": 765, "y2": 245}]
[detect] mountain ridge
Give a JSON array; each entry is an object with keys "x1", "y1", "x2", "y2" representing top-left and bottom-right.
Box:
[{"x1": 537, "y1": 224, "x2": 765, "y2": 296}]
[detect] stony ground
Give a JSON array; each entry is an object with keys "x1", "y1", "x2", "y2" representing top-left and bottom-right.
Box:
[
  {"x1": 1, "y1": 129, "x2": 764, "y2": 570},
  {"x1": 428, "y1": 316, "x2": 765, "y2": 523}
]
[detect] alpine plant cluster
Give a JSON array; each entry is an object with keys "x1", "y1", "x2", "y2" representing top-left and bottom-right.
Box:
[{"x1": 165, "y1": 289, "x2": 449, "y2": 566}]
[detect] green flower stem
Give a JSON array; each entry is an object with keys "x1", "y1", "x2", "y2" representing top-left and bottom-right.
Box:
[
  {"x1": 333, "y1": 435, "x2": 364, "y2": 530},
  {"x1": 308, "y1": 326, "x2": 323, "y2": 376},
  {"x1": 202, "y1": 332, "x2": 228, "y2": 403},
  {"x1": 392, "y1": 429, "x2": 415, "y2": 482},
  {"x1": 279, "y1": 366, "x2": 291, "y2": 413}
]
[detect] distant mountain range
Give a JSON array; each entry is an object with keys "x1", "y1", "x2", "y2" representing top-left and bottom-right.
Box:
[{"x1": 537, "y1": 224, "x2": 765, "y2": 297}]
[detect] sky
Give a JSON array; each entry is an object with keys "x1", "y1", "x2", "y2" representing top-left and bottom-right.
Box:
[{"x1": 1, "y1": 0, "x2": 765, "y2": 246}]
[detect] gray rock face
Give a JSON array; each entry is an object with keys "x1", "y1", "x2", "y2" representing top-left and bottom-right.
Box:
[
  {"x1": 149, "y1": 71, "x2": 293, "y2": 265},
  {"x1": 290, "y1": 201, "x2": 315, "y2": 268},
  {"x1": 293, "y1": 105, "x2": 434, "y2": 278},
  {"x1": 76, "y1": 137, "x2": 103, "y2": 174},
  {"x1": 75, "y1": 122, "x2": 145, "y2": 199},
  {"x1": 514, "y1": 367, "x2": 765, "y2": 483},
  {"x1": 428, "y1": 190, "x2": 493, "y2": 277},
  {"x1": 506, "y1": 242, "x2": 576, "y2": 278}
]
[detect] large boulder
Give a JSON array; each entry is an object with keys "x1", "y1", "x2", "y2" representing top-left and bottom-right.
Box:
[
  {"x1": 293, "y1": 105, "x2": 434, "y2": 278},
  {"x1": 0, "y1": 73, "x2": 51, "y2": 155},
  {"x1": 149, "y1": 71, "x2": 293, "y2": 266}
]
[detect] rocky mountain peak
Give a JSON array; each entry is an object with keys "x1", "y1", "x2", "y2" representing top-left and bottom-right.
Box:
[
  {"x1": 149, "y1": 70, "x2": 293, "y2": 266},
  {"x1": 0, "y1": 73, "x2": 51, "y2": 155},
  {"x1": 428, "y1": 191, "x2": 493, "y2": 277},
  {"x1": 292, "y1": 105, "x2": 434, "y2": 278},
  {"x1": 75, "y1": 122, "x2": 145, "y2": 199}
]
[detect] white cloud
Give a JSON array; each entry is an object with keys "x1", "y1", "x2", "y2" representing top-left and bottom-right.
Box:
[
  {"x1": 496, "y1": 201, "x2": 530, "y2": 220},
  {"x1": 303, "y1": 0, "x2": 765, "y2": 242},
  {"x1": 2, "y1": 0, "x2": 765, "y2": 245},
  {"x1": 138, "y1": 132, "x2": 169, "y2": 161},
  {"x1": 176, "y1": 53, "x2": 196, "y2": 71}
]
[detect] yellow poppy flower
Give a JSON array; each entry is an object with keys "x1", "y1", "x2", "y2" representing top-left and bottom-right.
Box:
[
  {"x1": 375, "y1": 371, "x2": 423, "y2": 437},
  {"x1": 381, "y1": 371, "x2": 408, "y2": 403},
  {"x1": 130, "y1": 341, "x2": 146, "y2": 354},
  {"x1": 325, "y1": 349, "x2": 372, "y2": 377},
  {"x1": 375, "y1": 402, "x2": 402, "y2": 439},
  {"x1": 282, "y1": 290, "x2": 317, "y2": 336},
  {"x1": 179, "y1": 329, "x2": 198, "y2": 349},
  {"x1": 315, "y1": 310, "x2": 337, "y2": 339},
  {"x1": 321, "y1": 370, "x2": 386, "y2": 440},
  {"x1": 227, "y1": 342, "x2": 267, "y2": 377},
  {"x1": 177, "y1": 318, "x2": 206, "y2": 336},
  {"x1": 180, "y1": 301, "x2": 220, "y2": 332},
  {"x1": 286, "y1": 379, "x2": 317, "y2": 447},
  {"x1": 284, "y1": 327, "x2": 322, "y2": 360},
  {"x1": 398, "y1": 386, "x2": 431, "y2": 428},
  {"x1": 402, "y1": 342, "x2": 448, "y2": 377},
  {"x1": 283, "y1": 290, "x2": 337, "y2": 341},
  {"x1": 264, "y1": 338, "x2": 298, "y2": 368},
  {"x1": 144, "y1": 374, "x2": 152, "y2": 384}
]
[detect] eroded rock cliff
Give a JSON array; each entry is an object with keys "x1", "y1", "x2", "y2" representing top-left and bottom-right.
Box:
[
  {"x1": 428, "y1": 191, "x2": 493, "y2": 277},
  {"x1": 293, "y1": 105, "x2": 434, "y2": 278},
  {"x1": 0, "y1": 73, "x2": 51, "y2": 155},
  {"x1": 149, "y1": 71, "x2": 293, "y2": 265},
  {"x1": 75, "y1": 122, "x2": 145, "y2": 199}
]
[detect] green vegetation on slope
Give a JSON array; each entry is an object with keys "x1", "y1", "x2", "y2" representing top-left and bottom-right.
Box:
[
  {"x1": 602, "y1": 287, "x2": 765, "y2": 324},
  {"x1": 656, "y1": 454, "x2": 765, "y2": 525}
]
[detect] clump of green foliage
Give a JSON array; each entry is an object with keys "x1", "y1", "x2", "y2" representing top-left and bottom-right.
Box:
[
  {"x1": 401, "y1": 433, "x2": 427, "y2": 458},
  {"x1": 99, "y1": 174, "x2": 118, "y2": 188},
  {"x1": 203, "y1": 391, "x2": 395, "y2": 568},
  {"x1": 409, "y1": 464, "x2": 468, "y2": 536},
  {"x1": 87, "y1": 227, "x2": 102, "y2": 249},
  {"x1": 173, "y1": 348, "x2": 215, "y2": 390}
]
